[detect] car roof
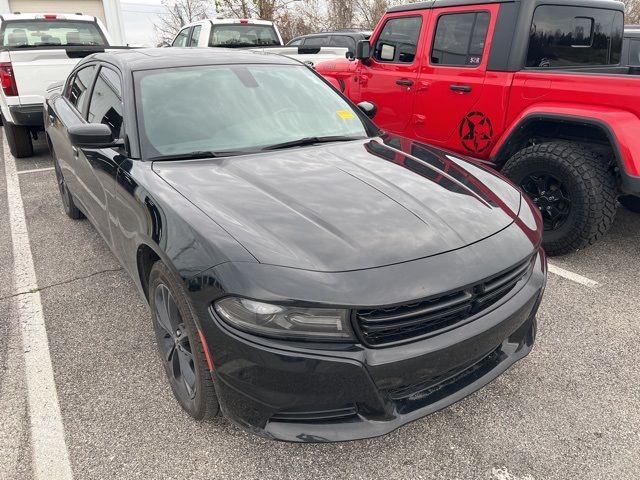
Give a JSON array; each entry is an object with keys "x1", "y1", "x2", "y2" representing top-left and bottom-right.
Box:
[
  {"x1": 625, "y1": 25, "x2": 640, "y2": 38},
  {"x1": 87, "y1": 47, "x2": 302, "y2": 72},
  {"x1": 387, "y1": 0, "x2": 624, "y2": 13}
]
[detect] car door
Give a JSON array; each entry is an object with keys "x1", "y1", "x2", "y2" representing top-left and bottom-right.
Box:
[
  {"x1": 355, "y1": 14, "x2": 426, "y2": 133},
  {"x1": 52, "y1": 64, "x2": 97, "y2": 215},
  {"x1": 73, "y1": 65, "x2": 127, "y2": 244},
  {"x1": 411, "y1": 6, "x2": 496, "y2": 151}
]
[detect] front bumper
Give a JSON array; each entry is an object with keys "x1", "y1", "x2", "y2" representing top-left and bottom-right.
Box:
[{"x1": 201, "y1": 249, "x2": 546, "y2": 442}]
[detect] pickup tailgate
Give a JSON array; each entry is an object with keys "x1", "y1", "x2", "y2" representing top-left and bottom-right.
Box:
[{"x1": 7, "y1": 47, "x2": 99, "y2": 105}]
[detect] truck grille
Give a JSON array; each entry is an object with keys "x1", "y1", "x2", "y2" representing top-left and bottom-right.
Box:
[{"x1": 355, "y1": 257, "x2": 533, "y2": 347}]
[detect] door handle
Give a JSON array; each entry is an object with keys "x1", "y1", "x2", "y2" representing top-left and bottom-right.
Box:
[
  {"x1": 72, "y1": 146, "x2": 79, "y2": 158},
  {"x1": 396, "y1": 79, "x2": 414, "y2": 87},
  {"x1": 450, "y1": 84, "x2": 472, "y2": 93}
]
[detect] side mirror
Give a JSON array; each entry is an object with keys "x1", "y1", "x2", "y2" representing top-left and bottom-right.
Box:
[
  {"x1": 346, "y1": 50, "x2": 355, "y2": 61},
  {"x1": 355, "y1": 40, "x2": 371, "y2": 60},
  {"x1": 357, "y1": 101, "x2": 377, "y2": 119},
  {"x1": 68, "y1": 123, "x2": 116, "y2": 148}
]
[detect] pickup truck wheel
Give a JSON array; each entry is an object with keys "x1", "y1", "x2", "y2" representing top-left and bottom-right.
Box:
[
  {"x1": 618, "y1": 195, "x2": 640, "y2": 213},
  {"x1": 4, "y1": 122, "x2": 33, "y2": 158},
  {"x1": 149, "y1": 261, "x2": 219, "y2": 420},
  {"x1": 502, "y1": 142, "x2": 616, "y2": 256},
  {"x1": 53, "y1": 155, "x2": 84, "y2": 220}
]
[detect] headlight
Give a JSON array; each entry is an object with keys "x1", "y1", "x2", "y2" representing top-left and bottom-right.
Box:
[{"x1": 213, "y1": 297, "x2": 353, "y2": 341}]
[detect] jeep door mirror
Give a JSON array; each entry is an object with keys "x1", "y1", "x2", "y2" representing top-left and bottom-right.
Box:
[
  {"x1": 357, "y1": 101, "x2": 377, "y2": 119},
  {"x1": 68, "y1": 123, "x2": 116, "y2": 148},
  {"x1": 355, "y1": 40, "x2": 371, "y2": 60}
]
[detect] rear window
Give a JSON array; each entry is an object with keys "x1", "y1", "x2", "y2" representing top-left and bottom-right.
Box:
[
  {"x1": 0, "y1": 20, "x2": 106, "y2": 47},
  {"x1": 208, "y1": 24, "x2": 279, "y2": 47},
  {"x1": 527, "y1": 6, "x2": 623, "y2": 68}
]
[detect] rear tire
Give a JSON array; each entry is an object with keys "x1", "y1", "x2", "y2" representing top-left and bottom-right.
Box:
[
  {"x1": 618, "y1": 195, "x2": 640, "y2": 213},
  {"x1": 149, "y1": 261, "x2": 219, "y2": 420},
  {"x1": 52, "y1": 153, "x2": 84, "y2": 219},
  {"x1": 4, "y1": 122, "x2": 33, "y2": 158},
  {"x1": 502, "y1": 142, "x2": 617, "y2": 256}
]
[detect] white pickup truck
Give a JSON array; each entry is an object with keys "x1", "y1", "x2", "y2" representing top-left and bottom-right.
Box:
[
  {"x1": 171, "y1": 18, "x2": 349, "y2": 67},
  {"x1": 0, "y1": 13, "x2": 113, "y2": 157}
]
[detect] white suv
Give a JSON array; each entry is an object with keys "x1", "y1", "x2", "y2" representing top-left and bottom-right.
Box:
[{"x1": 171, "y1": 19, "x2": 283, "y2": 48}]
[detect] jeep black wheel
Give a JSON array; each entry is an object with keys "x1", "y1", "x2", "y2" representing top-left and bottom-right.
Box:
[
  {"x1": 502, "y1": 142, "x2": 617, "y2": 256},
  {"x1": 149, "y1": 261, "x2": 219, "y2": 420},
  {"x1": 618, "y1": 195, "x2": 640, "y2": 213}
]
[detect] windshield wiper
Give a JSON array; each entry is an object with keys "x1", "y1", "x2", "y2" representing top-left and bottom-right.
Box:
[
  {"x1": 262, "y1": 135, "x2": 365, "y2": 151},
  {"x1": 149, "y1": 150, "x2": 243, "y2": 161}
]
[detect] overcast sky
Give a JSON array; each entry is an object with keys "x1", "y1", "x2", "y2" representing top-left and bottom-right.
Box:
[{"x1": 121, "y1": 1, "x2": 169, "y2": 46}]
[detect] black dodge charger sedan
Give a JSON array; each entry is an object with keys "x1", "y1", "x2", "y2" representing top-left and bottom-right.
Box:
[{"x1": 45, "y1": 48, "x2": 547, "y2": 442}]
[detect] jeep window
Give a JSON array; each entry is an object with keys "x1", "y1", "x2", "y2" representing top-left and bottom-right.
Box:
[
  {"x1": 88, "y1": 67, "x2": 124, "y2": 139},
  {"x1": 189, "y1": 25, "x2": 202, "y2": 46},
  {"x1": 0, "y1": 20, "x2": 106, "y2": 47},
  {"x1": 172, "y1": 27, "x2": 190, "y2": 47},
  {"x1": 373, "y1": 16, "x2": 422, "y2": 63},
  {"x1": 208, "y1": 24, "x2": 279, "y2": 48},
  {"x1": 67, "y1": 65, "x2": 97, "y2": 114},
  {"x1": 527, "y1": 6, "x2": 623, "y2": 68},
  {"x1": 135, "y1": 64, "x2": 369, "y2": 157},
  {"x1": 431, "y1": 12, "x2": 490, "y2": 66}
]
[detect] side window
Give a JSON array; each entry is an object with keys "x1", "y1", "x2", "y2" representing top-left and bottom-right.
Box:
[
  {"x1": 288, "y1": 38, "x2": 302, "y2": 46},
  {"x1": 526, "y1": 6, "x2": 623, "y2": 68},
  {"x1": 87, "y1": 67, "x2": 124, "y2": 139},
  {"x1": 373, "y1": 16, "x2": 423, "y2": 63},
  {"x1": 172, "y1": 27, "x2": 191, "y2": 47},
  {"x1": 629, "y1": 39, "x2": 640, "y2": 66},
  {"x1": 303, "y1": 36, "x2": 329, "y2": 47},
  {"x1": 330, "y1": 35, "x2": 356, "y2": 52},
  {"x1": 189, "y1": 25, "x2": 202, "y2": 46},
  {"x1": 67, "y1": 65, "x2": 97, "y2": 114},
  {"x1": 431, "y1": 12, "x2": 490, "y2": 66}
]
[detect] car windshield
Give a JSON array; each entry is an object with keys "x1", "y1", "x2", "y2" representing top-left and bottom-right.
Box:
[
  {"x1": 0, "y1": 20, "x2": 106, "y2": 47},
  {"x1": 135, "y1": 64, "x2": 371, "y2": 158},
  {"x1": 209, "y1": 24, "x2": 280, "y2": 47}
]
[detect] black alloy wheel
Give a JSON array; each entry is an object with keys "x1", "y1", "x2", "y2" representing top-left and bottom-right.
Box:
[
  {"x1": 154, "y1": 283, "x2": 197, "y2": 401},
  {"x1": 148, "y1": 261, "x2": 219, "y2": 419},
  {"x1": 53, "y1": 153, "x2": 84, "y2": 219},
  {"x1": 520, "y1": 173, "x2": 571, "y2": 231}
]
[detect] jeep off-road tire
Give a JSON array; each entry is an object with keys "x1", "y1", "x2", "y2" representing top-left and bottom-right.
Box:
[
  {"x1": 618, "y1": 195, "x2": 640, "y2": 213},
  {"x1": 4, "y1": 121, "x2": 33, "y2": 158},
  {"x1": 502, "y1": 142, "x2": 617, "y2": 256}
]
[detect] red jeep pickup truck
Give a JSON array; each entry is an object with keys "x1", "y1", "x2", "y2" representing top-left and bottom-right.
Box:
[{"x1": 316, "y1": 0, "x2": 640, "y2": 255}]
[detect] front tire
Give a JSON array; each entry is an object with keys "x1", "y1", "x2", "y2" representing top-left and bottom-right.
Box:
[
  {"x1": 502, "y1": 142, "x2": 617, "y2": 256},
  {"x1": 618, "y1": 195, "x2": 640, "y2": 213},
  {"x1": 149, "y1": 261, "x2": 219, "y2": 420},
  {"x1": 4, "y1": 122, "x2": 33, "y2": 158}
]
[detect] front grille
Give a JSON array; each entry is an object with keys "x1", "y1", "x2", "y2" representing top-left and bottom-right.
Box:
[{"x1": 355, "y1": 256, "x2": 533, "y2": 347}]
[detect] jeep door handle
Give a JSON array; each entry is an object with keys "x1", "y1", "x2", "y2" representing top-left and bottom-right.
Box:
[
  {"x1": 450, "y1": 84, "x2": 472, "y2": 93},
  {"x1": 396, "y1": 79, "x2": 414, "y2": 87}
]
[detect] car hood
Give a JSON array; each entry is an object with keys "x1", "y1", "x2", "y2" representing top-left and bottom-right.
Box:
[{"x1": 152, "y1": 137, "x2": 521, "y2": 272}]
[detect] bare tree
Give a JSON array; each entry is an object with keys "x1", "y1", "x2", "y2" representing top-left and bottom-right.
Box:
[
  {"x1": 154, "y1": 0, "x2": 214, "y2": 45},
  {"x1": 356, "y1": 0, "x2": 388, "y2": 30},
  {"x1": 328, "y1": 0, "x2": 355, "y2": 30},
  {"x1": 625, "y1": 0, "x2": 640, "y2": 24}
]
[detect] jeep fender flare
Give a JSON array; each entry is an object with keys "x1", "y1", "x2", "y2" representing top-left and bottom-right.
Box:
[{"x1": 490, "y1": 104, "x2": 640, "y2": 194}]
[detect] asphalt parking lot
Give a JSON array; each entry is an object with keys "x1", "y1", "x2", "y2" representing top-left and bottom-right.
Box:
[{"x1": 0, "y1": 130, "x2": 638, "y2": 480}]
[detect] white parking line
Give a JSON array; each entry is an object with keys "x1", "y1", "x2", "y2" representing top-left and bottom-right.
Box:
[
  {"x1": 3, "y1": 135, "x2": 74, "y2": 479},
  {"x1": 17, "y1": 167, "x2": 55, "y2": 175},
  {"x1": 548, "y1": 262, "x2": 599, "y2": 288}
]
